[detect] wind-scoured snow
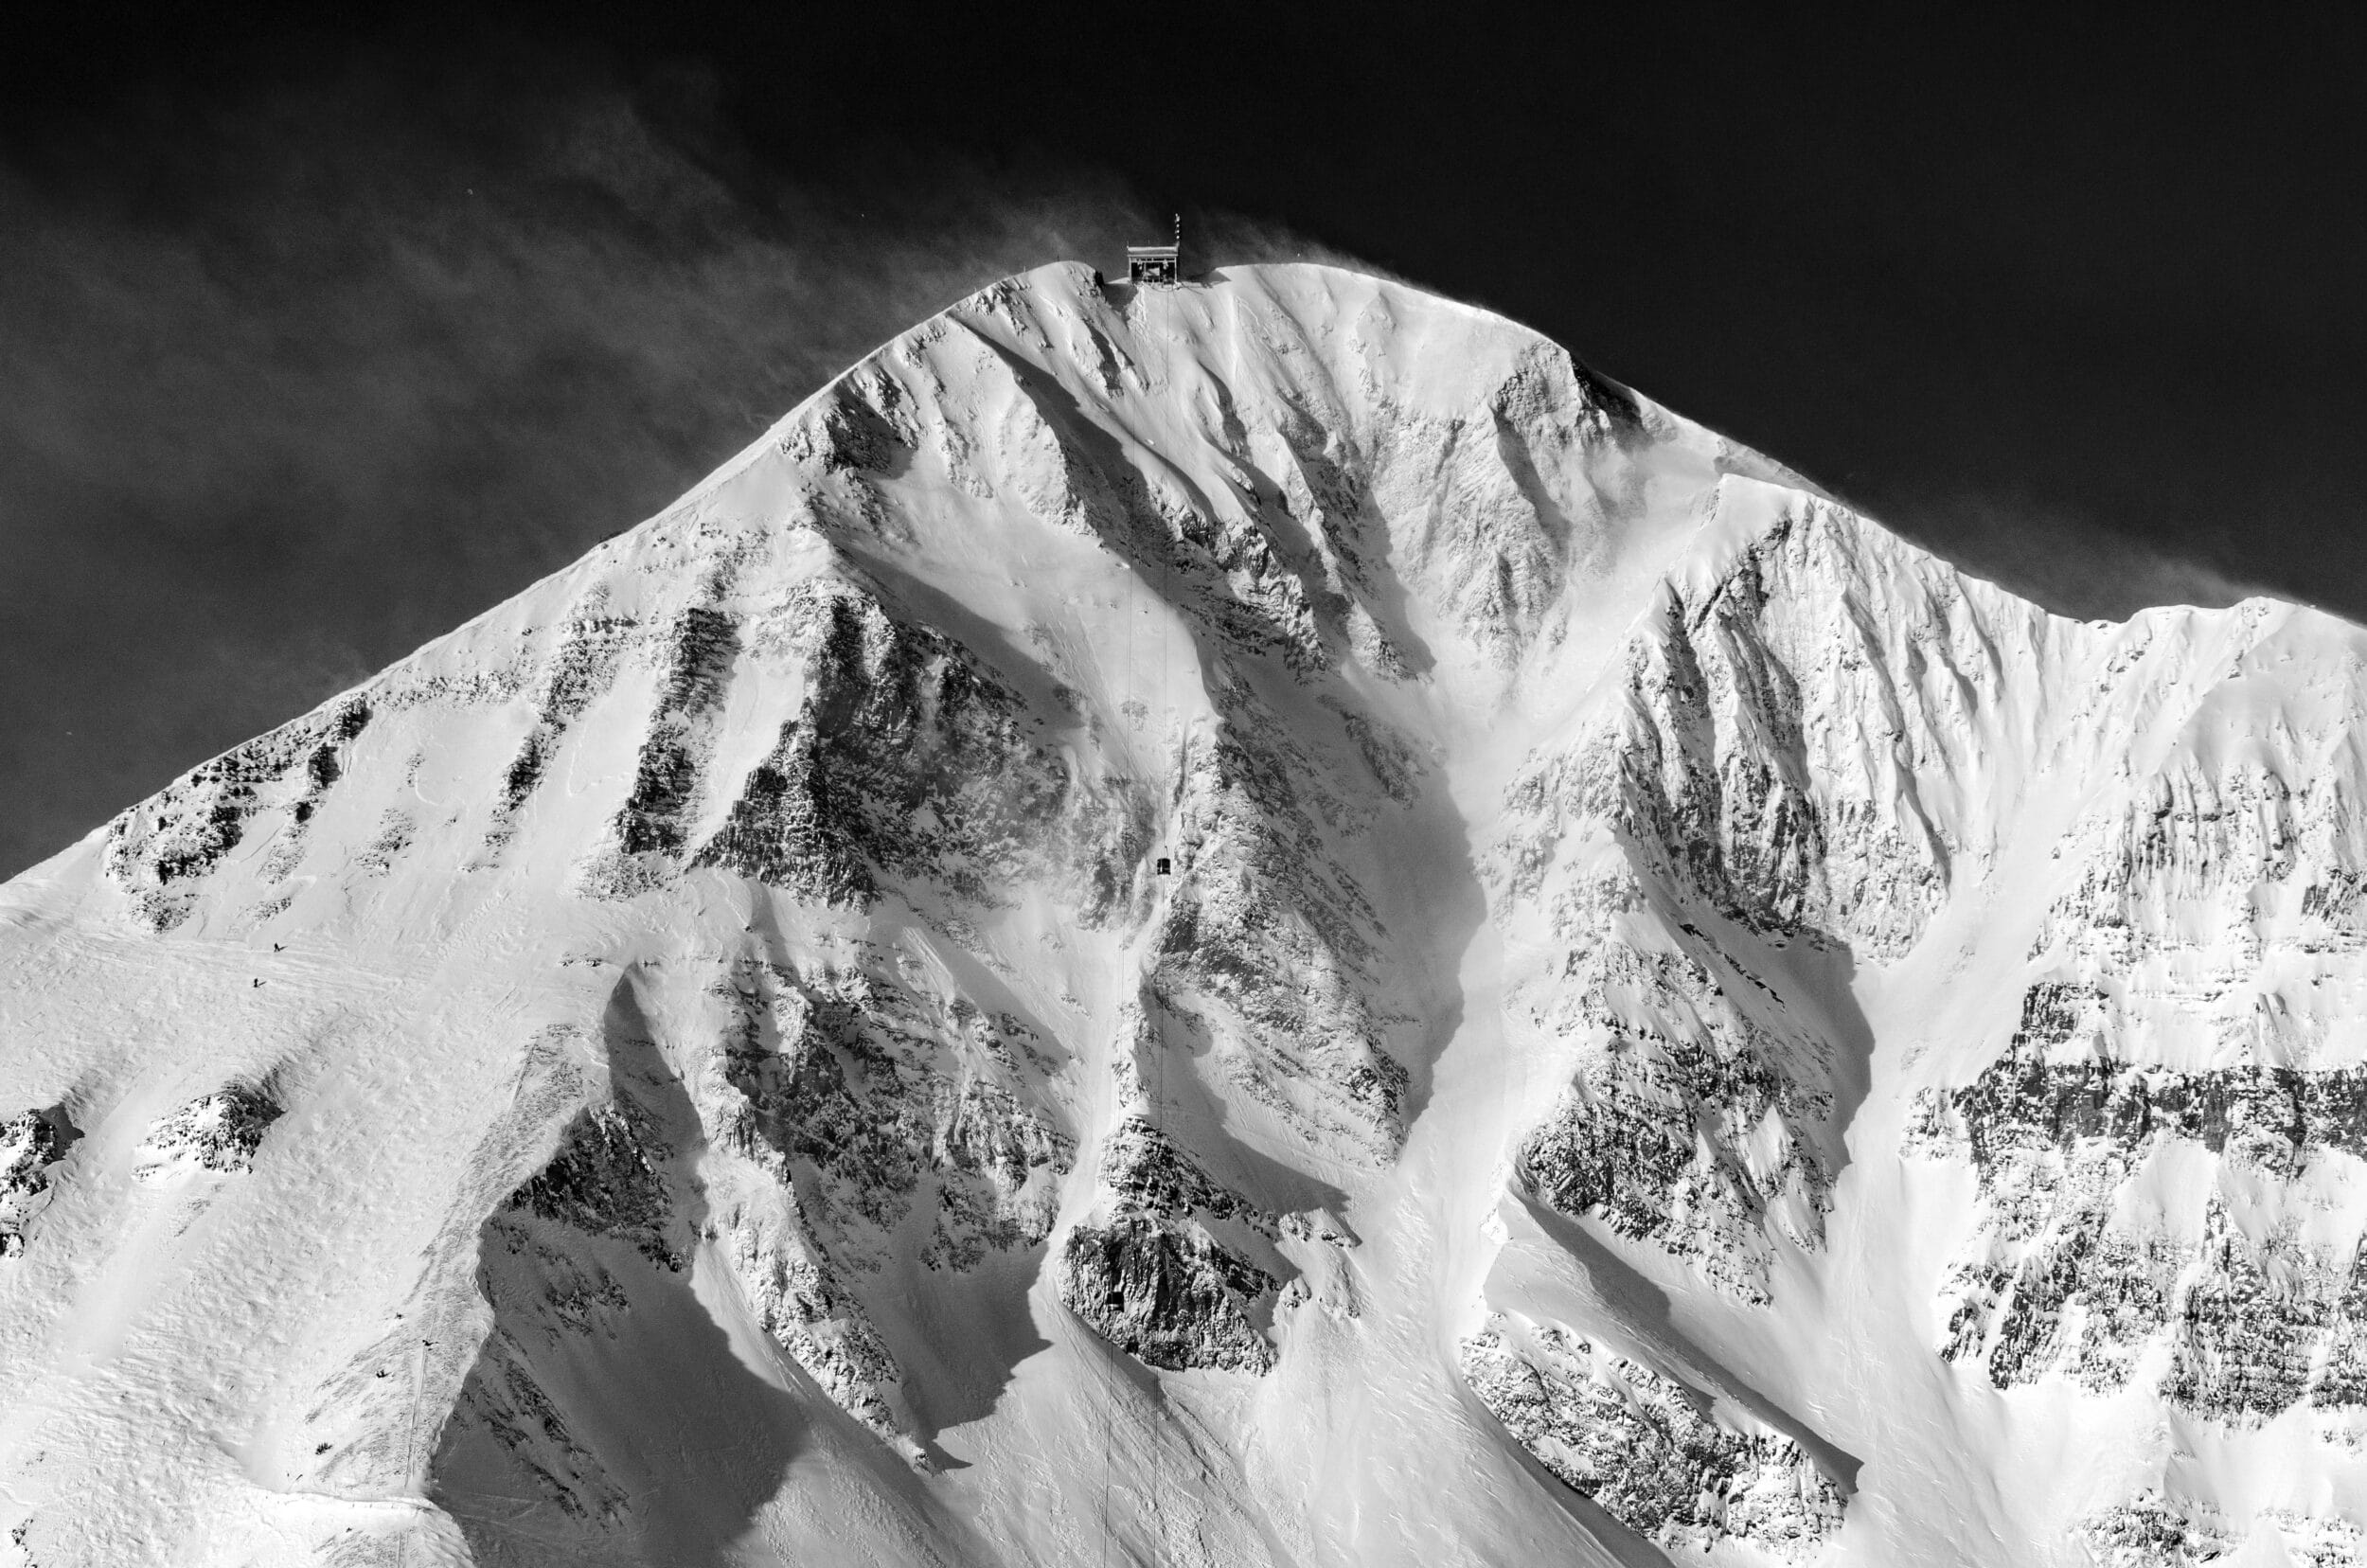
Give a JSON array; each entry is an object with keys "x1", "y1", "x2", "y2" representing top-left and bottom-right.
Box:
[{"x1": 3, "y1": 259, "x2": 2365, "y2": 1566}]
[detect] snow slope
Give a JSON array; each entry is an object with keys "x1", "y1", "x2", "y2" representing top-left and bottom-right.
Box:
[{"x1": 4, "y1": 259, "x2": 2366, "y2": 1566}]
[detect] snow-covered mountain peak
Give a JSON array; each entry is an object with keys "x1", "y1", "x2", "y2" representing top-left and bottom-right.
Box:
[{"x1": 6, "y1": 259, "x2": 2367, "y2": 1567}]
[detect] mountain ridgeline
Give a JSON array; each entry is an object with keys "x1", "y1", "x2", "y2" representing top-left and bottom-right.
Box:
[{"x1": 3, "y1": 261, "x2": 2366, "y2": 1566}]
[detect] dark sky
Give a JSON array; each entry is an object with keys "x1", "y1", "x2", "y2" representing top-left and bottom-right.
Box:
[{"x1": 2, "y1": 2, "x2": 2363, "y2": 878}]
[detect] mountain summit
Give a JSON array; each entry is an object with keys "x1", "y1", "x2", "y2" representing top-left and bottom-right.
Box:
[{"x1": 4, "y1": 261, "x2": 2365, "y2": 1566}]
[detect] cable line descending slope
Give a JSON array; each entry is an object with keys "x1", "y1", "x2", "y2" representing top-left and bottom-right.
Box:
[{"x1": 6, "y1": 260, "x2": 2367, "y2": 1566}]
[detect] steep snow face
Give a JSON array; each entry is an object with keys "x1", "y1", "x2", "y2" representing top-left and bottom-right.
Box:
[{"x1": 4, "y1": 260, "x2": 2367, "y2": 1567}]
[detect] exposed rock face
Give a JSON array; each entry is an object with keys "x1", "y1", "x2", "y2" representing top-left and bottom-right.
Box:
[
  {"x1": 103, "y1": 696, "x2": 370, "y2": 928},
  {"x1": 1911, "y1": 980, "x2": 2367, "y2": 1422},
  {"x1": 483, "y1": 611, "x2": 633, "y2": 858},
  {"x1": 1056, "y1": 1115, "x2": 1280, "y2": 1373},
  {"x1": 1484, "y1": 509, "x2": 1955, "y2": 1302},
  {"x1": 1461, "y1": 1316, "x2": 1844, "y2": 1559},
  {"x1": 1508, "y1": 508, "x2": 1981, "y2": 970},
  {"x1": 0, "y1": 1111, "x2": 71, "y2": 1256},
  {"x1": 1509, "y1": 935, "x2": 1836, "y2": 1304},
  {"x1": 1150, "y1": 672, "x2": 1414, "y2": 1162},
  {"x1": 715, "y1": 952, "x2": 1074, "y2": 1270},
  {"x1": 1059, "y1": 1215, "x2": 1276, "y2": 1374},
  {"x1": 508, "y1": 1096, "x2": 682, "y2": 1271},
  {"x1": 131, "y1": 1086, "x2": 281, "y2": 1180},
  {"x1": 613, "y1": 607, "x2": 742, "y2": 860},
  {"x1": 19, "y1": 259, "x2": 2367, "y2": 1566},
  {"x1": 1896, "y1": 651, "x2": 2367, "y2": 1444},
  {"x1": 692, "y1": 944, "x2": 1076, "y2": 1446},
  {"x1": 2076, "y1": 1492, "x2": 2367, "y2": 1568},
  {"x1": 690, "y1": 579, "x2": 1113, "y2": 914},
  {"x1": 2077, "y1": 1492, "x2": 2238, "y2": 1567}
]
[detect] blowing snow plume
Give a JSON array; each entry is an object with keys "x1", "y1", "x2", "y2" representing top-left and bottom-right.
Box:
[{"x1": 0, "y1": 41, "x2": 1272, "y2": 882}]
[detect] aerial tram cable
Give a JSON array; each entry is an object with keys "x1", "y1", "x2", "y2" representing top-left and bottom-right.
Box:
[
  {"x1": 1152, "y1": 215, "x2": 1181, "y2": 885},
  {"x1": 1098, "y1": 214, "x2": 1185, "y2": 1568},
  {"x1": 1149, "y1": 223, "x2": 1176, "y2": 1568}
]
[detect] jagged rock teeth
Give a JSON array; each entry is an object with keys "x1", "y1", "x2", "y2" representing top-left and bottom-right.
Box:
[
  {"x1": 1460, "y1": 1317, "x2": 1844, "y2": 1559},
  {"x1": 1058, "y1": 1214, "x2": 1277, "y2": 1374},
  {"x1": 1148, "y1": 669, "x2": 1413, "y2": 1162},
  {"x1": 103, "y1": 693, "x2": 371, "y2": 925},
  {"x1": 1054, "y1": 1110, "x2": 1289, "y2": 1374},
  {"x1": 1912, "y1": 976, "x2": 2367, "y2": 1421},
  {"x1": 2077, "y1": 1492, "x2": 2235, "y2": 1568},
  {"x1": 507, "y1": 1098, "x2": 681, "y2": 1271},
  {"x1": 694, "y1": 722, "x2": 875, "y2": 905},
  {"x1": 1512, "y1": 937, "x2": 1834, "y2": 1303},
  {"x1": 690, "y1": 579, "x2": 1121, "y2": 915},
  {"x1": 0, "y1": 1109, "x2": 71, "y2": 1256},
  {"x1": 132, "y1": 1085, "x2": 281, "y2": 1181},
  {"x1": 485, "y1": 613, "x2": 635, "y2": 854},
  {"x1": 1092, "y1": 1115, "x2": 1274, "y2": 1237},
  {"x1": 613, "y1": 607, "x2": 740, "y2": 858},
  {"x1": 713, "y1": 946, "x2": 1073, "y2": 1270}
]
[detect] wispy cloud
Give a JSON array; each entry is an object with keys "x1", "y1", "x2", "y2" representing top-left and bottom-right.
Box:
[
  {"x1": 33, "y1": 46, "x2": 2269, "y2": 885},
  {"x1": 1875, "y1": 489, "x2": 2273, "y2": 624},
  {"x1": 0, "y1": 55, "x2": 1189, "y2": 875}
]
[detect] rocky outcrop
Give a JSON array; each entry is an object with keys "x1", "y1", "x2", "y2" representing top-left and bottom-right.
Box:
[
  {"x1": 507, "y1": 1096, "x2": 681, "y2": 1271},
  {"x1": 1057, "y1": 1114, "x2": 1280, "y2": 1374},
  {"x1": 713, "y1": 947, "x2": 1073, "y2": 1272},
  {"x1": 1478, "y1": 501, "x2": 2021, "y2": 1304},
  {"x1": 103, "y1": 695, "x2": 371, "y2": 927},
  {"x1": 1149, "y1": 669, "x2": 1412, "y2": 1163},
  {"x1": 1883, "y1": 597, "x2": 2367, "y2": 1445},
  {"x1": 1511, "y1": 933, "x2": 1834, "y2": 1303},
  {"x1": 1059, "y1": 1215, "x2": 1277, "y2": 1374},
  {"x1": 1920, "y1": 984, "x2": 2367, "y2": 1177},
  {"x1": 450, "y1": 938, "x2": 1082, "y2": 1470},
  {"x1": 2076, "y1": 1493, "x2": 2235, "y2": 1568},
  {"x1": 2076, "y1": 1493, "x2": 2367, "y2": 1568},
  {"x1": 698, "y1": 579, "x2": 1131, "y2": 917},
  {"x1": 612, "y1": 607, "x2": 741, "y2": 859},
  {"x1": 674, "y1": 945, "x2": 1075, "y2": 1445},
  {"x1": 1595, "y1": 506, "x2": 1992, "y2": 964},
  {"x1": 1461, "y1": 1315, "x2": 1844, "y2": 1559},
  {"x1": 0, "y1": 1109, "x2": 72, "y2": 1256},
  {"x1": 694, "y1": 722, "x2": 874, "y2": 906},
  {"x1": 482, "y1": 606, "x2": 636, "y2": 857},
  {"x1": 131, "y1": 1086, "x2": 281, "y2": 1180},
  {"x1": 572, "y1": 603, "x2": 747, "y2": 899},
  {"x1": 1913, "y1": 976, "x2": 2367, "y2": 1426},
  {"x1": 2030, "y1": 708, "x2": 2367, "y2": 974}
]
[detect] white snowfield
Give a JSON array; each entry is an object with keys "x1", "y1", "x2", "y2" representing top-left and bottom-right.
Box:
[{"x1": 4, "y1": 260, "x2": 2365, "y2": 1567}]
